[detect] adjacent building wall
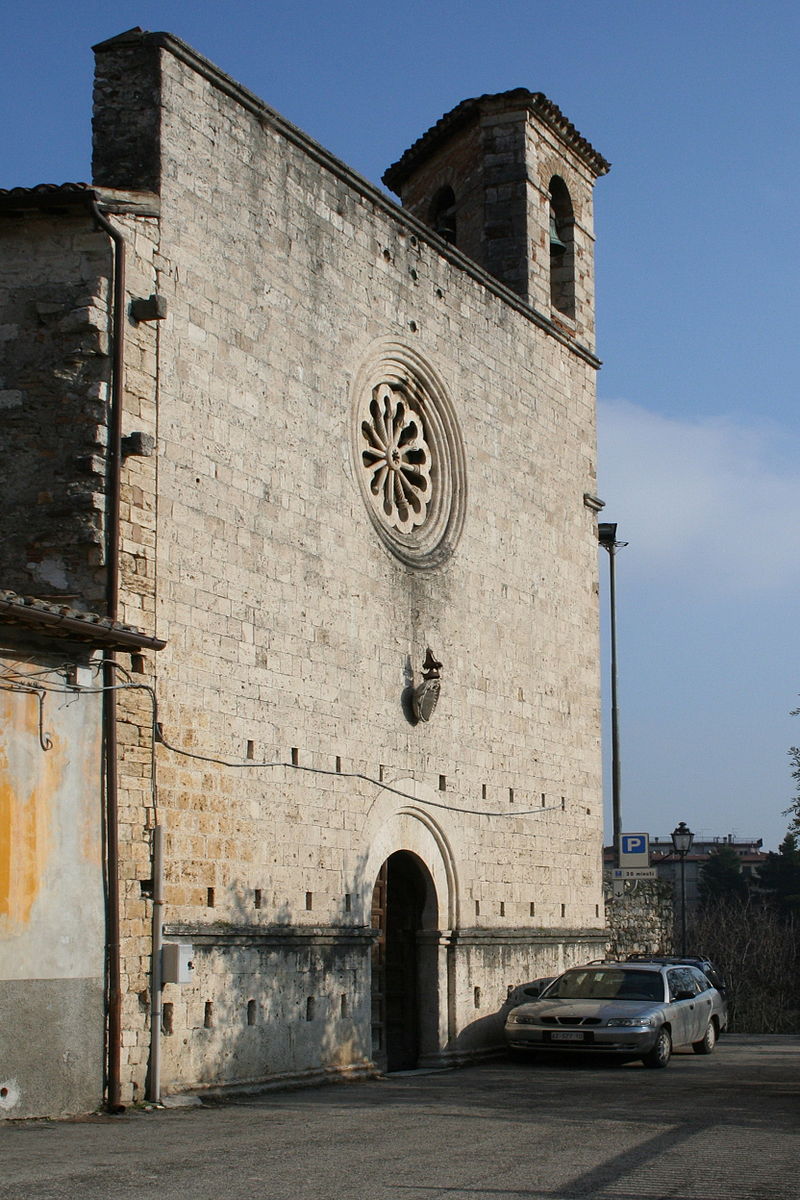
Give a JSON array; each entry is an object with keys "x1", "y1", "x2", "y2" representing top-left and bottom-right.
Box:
[
  {"x1": 0, "y1": 207, "x2": 112, "y2": 608},
  {"x1": 0, "y1": 642, "x2": 105, "y2": 1119}
]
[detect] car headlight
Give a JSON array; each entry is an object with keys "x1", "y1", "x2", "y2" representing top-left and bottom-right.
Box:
[{"x1": 605, "y1": 1016, "x2": 654, "y2": 1027}]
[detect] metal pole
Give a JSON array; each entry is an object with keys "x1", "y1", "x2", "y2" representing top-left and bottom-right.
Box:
[
  {"x1": 680, "y1": 853, "x2": 687, "y2": 957},
  {"x1": 599, "y1": 524, "x2": 625, "y2": 869},
  {"x1": 608, "y1": 544, "x2": 621, "y2": 867}
]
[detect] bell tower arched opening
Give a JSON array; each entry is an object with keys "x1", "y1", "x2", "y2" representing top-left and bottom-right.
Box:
[
  {"x1": 548, "y1": 174, "x2": 576, "y2": 318},
  {"x1": 429, "y1": 185, "x2": 457, "y2": 244}
]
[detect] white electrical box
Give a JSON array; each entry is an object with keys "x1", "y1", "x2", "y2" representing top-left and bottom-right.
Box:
[
  {"x1": 66, "y1": 664, "x2": 94, "y2": 689},
  {"x1": 161, "y1": 943, "x2": 195, "y2": 985}
]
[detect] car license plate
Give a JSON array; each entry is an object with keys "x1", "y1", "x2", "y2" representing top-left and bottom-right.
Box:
[{"x1": 550, "y1": 1031, "x2": 584, "y2": 1042}]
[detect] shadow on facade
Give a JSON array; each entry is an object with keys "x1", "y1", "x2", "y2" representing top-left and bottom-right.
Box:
[{"x1": 157, "y1": 837, "x2": 453, "y2": 1097}]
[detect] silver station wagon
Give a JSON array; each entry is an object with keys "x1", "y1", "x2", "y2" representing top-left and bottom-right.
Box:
[{"x1": 504, "y1": 961, "x2": 727, "y2": 1068}]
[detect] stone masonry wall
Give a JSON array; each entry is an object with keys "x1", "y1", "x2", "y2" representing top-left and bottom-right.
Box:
[
  {"x1": 90, "y1": 34, "x2": 608, "y2": 1098},
  {"x1": 604, "y1": 879, "x2": 676, "y2": 960},
  {"x1": 0, "y1": 213, "x2": 112, "y2": 607}
]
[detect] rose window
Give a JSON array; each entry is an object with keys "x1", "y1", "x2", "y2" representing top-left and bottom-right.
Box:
[
  {"x1": 350, "y1": 343, "x2": 466, "y2": 569},
  {"x1": 360, "y1": 384, "x2": 432, "y2": 533}
]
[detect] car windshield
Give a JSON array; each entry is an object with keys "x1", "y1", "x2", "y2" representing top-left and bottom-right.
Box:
[{"x1": 545, "y1": 968, "x2": 664, "y2": 1002}]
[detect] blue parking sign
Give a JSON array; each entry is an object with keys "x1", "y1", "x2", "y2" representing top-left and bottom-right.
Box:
[{"x1": 619, "y1": 832, "x2": 649, "y2": 867}]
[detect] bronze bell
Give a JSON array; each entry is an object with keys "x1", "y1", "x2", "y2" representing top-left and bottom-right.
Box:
[{"x1": 549, "y1": 211, "x2": 567, "y2": 256}]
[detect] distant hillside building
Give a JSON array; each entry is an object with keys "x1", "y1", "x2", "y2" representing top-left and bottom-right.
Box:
[
  {"x1": 0, "y1": 29, "x2": 610, "y2": 1115},
  {"x1": 604, "y1": 835, "x2": 767, "y2": 912}
]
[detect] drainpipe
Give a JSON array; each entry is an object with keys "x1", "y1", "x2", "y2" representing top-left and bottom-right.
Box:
[
  {"x1": 147, "y1": 823, "x2": 165, "y2": 1103},
  {"x1": 90, "y1": 197, "x2": 126, "y2": 1112}
]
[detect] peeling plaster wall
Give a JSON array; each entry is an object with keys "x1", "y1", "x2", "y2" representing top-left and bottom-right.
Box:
[{"x1": 0, "y1": 645, "x2": 105, "y2": 1119}]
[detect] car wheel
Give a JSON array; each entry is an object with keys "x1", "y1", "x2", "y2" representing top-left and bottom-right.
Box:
[
  {"x1": 692, "y1": 1019, "x2": 717, "y2": 1055},
  {"x1": 642, "y1": 1027, "x2": 672, "y2": 1069}
]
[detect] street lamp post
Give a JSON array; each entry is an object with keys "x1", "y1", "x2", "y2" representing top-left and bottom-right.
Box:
[
  {"x1": 598, "y1": 523, "x2": 627, "y2": 867},
  {"x1": 671, "y1": 821, "x2": 694, "y2": 957}
]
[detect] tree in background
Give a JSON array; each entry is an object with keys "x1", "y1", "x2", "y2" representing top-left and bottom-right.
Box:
[
  {"x1": 698, "y1": 843, "x2": 749, "y2": 905},
  {"x1": 688, "y1": 897, "x2": 799, "y2": 1033},
  {"x1": 683, "y1": 724, "x2": 800, "y2": 1032},
  {"x1": 786, "y1": 738, "x2": 800, "y2": 836},
  {"x1": 686, "y1": 733, "x2": 800, "y2": 1030},
  {"x1": 758, "y1": 833, "x2": 800, "y2": 918}
]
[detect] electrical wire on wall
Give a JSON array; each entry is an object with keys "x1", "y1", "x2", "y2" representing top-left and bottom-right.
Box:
[{"x1": 0, "y1": 657, "x2": 572, "y2": 821}]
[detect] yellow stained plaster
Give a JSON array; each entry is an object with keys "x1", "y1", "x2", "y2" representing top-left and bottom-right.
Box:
[{"x1": 0, "y1": 692, "x2": 60, "y2": 934}]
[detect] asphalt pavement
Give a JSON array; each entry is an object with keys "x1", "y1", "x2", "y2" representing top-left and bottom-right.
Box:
[{"x1": 1, "y1": 1035, "x2": 798, "y2": 1200}]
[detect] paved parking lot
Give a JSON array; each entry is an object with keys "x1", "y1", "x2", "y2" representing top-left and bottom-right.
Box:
[{"x1": 1, "y1": 1035, "x2": 798, "y2": 1200}]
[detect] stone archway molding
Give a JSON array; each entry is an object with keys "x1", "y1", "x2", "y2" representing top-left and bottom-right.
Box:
[{"x1": 354, "y1": 777, "x2": 461, "y2": 930}]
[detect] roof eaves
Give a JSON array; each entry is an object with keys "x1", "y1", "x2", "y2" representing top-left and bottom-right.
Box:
[
  {"x1": 0, "y1": 183, "x2": 98, "y2": 215},
  {"x1": 0, "y1": 590, "x2": 166, "y2": 652},
  {"x1": 383, "y1": 89, "x2": 610, "y2": 194}
]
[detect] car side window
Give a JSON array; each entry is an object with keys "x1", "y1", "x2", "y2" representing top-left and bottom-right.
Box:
[
  {"x1": 689, "y1": 967, "x2": 710, "y2": 992},
  {"x1": 668, "y1": 967, "x2": 695, "y2": 999}
]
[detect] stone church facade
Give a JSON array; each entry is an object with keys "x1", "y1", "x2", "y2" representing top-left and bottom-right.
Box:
[{"x1": 0, "y1": 29, "x2": 609, "y2": 1112}]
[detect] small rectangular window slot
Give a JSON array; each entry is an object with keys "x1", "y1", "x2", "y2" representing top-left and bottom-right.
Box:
[
  {"x1": 161, "y1": 1002, "x2": 173, "y2": 1036},
  {"x1": 247, "y1": 999, "x2": 256, "y2": 1026},
  {"x1": 335, "y1": 755, "x2": 342, "y2": 773},
  {"x1": 595, "y1": 904, "x2": 600, "y2": 918},
  {"x1": 481, "y1": 783, "x2": 487, "y2": 799},
  {"x1": 344, "y1": 893, "x2": 351, "y2": 913},
  {"x1": 246, "y1": 740, "x2": 255, "y2": 760},
  {"x1": 306, "y1": 996, "x2": 315, "y2": 1021},
  {"x1": 500, "y1": 901, "x2": 505, "y2": 917},
  {"x1": 206, "y1": 887, "x2": 215, "y2": 908},
  {"x1": 204, "y1": 1001, "x2": 214, "y2": 1029},
  {"x1": 474, "y1": 987, "x2": 481, "y2": 1009},
  {"x1": 561, "y1": 796, "x2": 565, "y2": 810},
  {"x1": 131, "y1": 653, "x2": 145, "y2": 675},
  {"x1": 475, "y1": 899, "x2": 480, "y2": 917},
  {"x1": 254, "y1": 889, "x2": 262, "y2": 909},
  {"x1": 340, "y1": 994, "x2": 348, "y2": 1018},
  {"x1": 305, "y1": 891, "x2": 313, "y2": 911},
  {"x1": 541, "y1": 793, "x2": 546, "y2": 807},
  {"x1": 291, "y1": 747, "x2": 299, "y2": 766},
  {"x1": 439, "y1": 775, "x2": 446, "y2": 792},
  {"x1": 530, "y1": 901, "x2": 535, "y2": 917},
  {"x1": 508, "y1": 788, "x2": 514, "y2": 803},
  {"x1": 561, "y1": 903, "x2": 566, "y2": 918}
]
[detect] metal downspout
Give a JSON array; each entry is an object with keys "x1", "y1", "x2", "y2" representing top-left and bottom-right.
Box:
[
  {"x1": 90, "y1": 199, "x2": 126, "y2": 1112},
  {"x1": 148, "y1": 824, "x2": 165, "y2": 1103}
]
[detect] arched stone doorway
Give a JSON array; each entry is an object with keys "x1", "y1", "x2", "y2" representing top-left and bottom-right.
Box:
[{"x1": 370, "y1": 851, "x2": 436, "y2": 1072}]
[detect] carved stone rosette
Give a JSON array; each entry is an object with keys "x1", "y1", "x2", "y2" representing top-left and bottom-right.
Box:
[{"x1": 360, "y1": 383, "x2": 432, "y2": 534}]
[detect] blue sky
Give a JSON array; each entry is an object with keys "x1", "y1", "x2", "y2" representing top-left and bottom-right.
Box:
[{"x1": 3, "y1": 1, "x2": 799, "y2": 849}]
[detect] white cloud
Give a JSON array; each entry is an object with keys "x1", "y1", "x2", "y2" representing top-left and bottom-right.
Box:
[{"x1": 597, "y1": 400, "x2": 800, "y2": 597}]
